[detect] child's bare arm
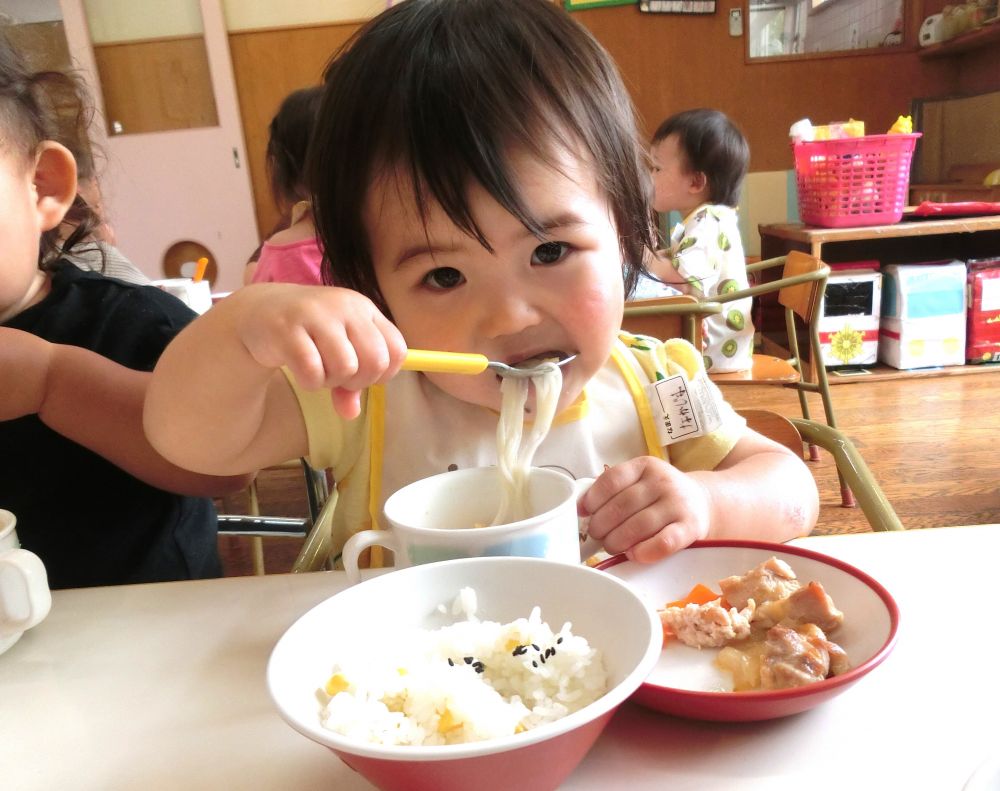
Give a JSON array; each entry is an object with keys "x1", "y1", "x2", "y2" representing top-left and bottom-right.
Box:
[
  {"x1": 145, "y1": 284, "x2": 406, "y2": 476},
  {"x1": 0, "y1": 327, "x2": 250, "y2": 496},
  {"x1": 644, "y1": 248, "x2": 689, "y2": 286},
  {"x1": 580, "y1": 430, "x2": 818, "y2": 562}
]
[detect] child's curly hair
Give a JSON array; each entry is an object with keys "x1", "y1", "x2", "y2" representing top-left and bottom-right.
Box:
[
  {"x1": 0, "y1": 29, "x2": 103, "y2": 268},
  {"x1": 308, "y1": 0, "x2": 657, "y2": 307}
]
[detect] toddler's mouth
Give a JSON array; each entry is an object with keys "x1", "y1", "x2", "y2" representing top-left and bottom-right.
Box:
[
  {"x1": 507, "y1": 350, "x2": 574, "y2": 370},
  {"x1": 494, "y1": 350, "x2": 576, "y2": 387}
]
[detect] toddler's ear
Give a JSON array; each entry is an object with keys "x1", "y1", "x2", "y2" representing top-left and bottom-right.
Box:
[
  {"x1": 688, "y1": 170, "x2": 708, "y2": 196},
  {"x1": 33, "y1": 141, "x2": 78, "y2": 231}
]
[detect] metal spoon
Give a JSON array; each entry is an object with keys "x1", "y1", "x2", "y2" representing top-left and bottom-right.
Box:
[{"x1": 402, "y1": 349, "x2": 576, "y2": 378}]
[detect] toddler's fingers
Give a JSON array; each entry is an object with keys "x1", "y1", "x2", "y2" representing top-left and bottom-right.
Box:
[
  {"x1": 578, "y1": 459, "x2": 646, "y2": 521},
  {"x1": 244, "y1": 324, "x2": 329, "y2": 390},
  {"x1": 625, "y1": 524, "x2": 691, "y2": 564},
  {"x1": 596, "y1": 499, "x2": 671, "y2": 555},
  {"x1": 372, "y1": 313, "x2": 408, "y2": 383},
  {"x1": 337, "y1": 321, "x2": 397, "y2": 392},
  {"x1": 330, "y1": 387, "x2": 363, "y2": 420}
]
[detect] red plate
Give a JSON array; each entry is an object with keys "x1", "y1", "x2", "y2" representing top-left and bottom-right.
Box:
[
  {"x1": 597, "y1": 540, "x2": 900, "y2": 722},
  {"x1": 909, "y1": 201, "x2": 1000, "y2": 217}
]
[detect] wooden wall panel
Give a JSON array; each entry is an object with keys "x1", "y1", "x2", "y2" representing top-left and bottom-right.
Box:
[
  {"x1": 92, "y1": 36, "x2": 218, "y2": 136},
  {"x1": 228, "y1": 23, "x2": 360, "y2": 239},
  {"x1": 4, "y1": 21, "x2": 73, "y2": 73},
  {"x1": 957, "y1": 46, "x2": 1000, "y2": 95},
  {"x1": 570, "y1": 6, "x2": 955, "y2": 172},
  {"x1": 226, "y1": 10, "x2": 974, "y2": 240}
]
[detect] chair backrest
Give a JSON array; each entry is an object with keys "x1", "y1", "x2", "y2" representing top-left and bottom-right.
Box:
[
  {"x1": 737, "y1": 408, "x2": 904, "y2": 532},
  {"x1": 739, "y1": 408, "x2": 803, "y2": 458},
  {"x1": 291, "y1": 484, "x2": 339, "y2": 573},
  {"x1": 778, "y1": 250, "x2": 827, "y2": 324},
  {"x1": 622, "y1": 294, "x2": 707, "y2": 347}
]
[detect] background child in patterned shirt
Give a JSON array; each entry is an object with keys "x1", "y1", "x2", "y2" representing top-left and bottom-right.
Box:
[{"x1": 647, "y1": 108, "x2": 754, "y2": 373}]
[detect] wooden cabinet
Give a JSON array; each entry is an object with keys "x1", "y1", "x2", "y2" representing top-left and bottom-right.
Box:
[{"x1": 756, "y1": 216, "x2": 1000, "y2": 380}]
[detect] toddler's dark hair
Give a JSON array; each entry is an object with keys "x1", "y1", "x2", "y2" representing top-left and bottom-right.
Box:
[
  {"x1": 0, "y1": 29, "x2": 102, "y2": 267},
  {"x1": 307, "y1": 0, "x2": 655, "y2": 305},
  {"x1": 652, "y1": 109, "x2": 749, "y2": 208},
  {"x1": 266, "y1": 85, "x2": 322, "y2": 211}
]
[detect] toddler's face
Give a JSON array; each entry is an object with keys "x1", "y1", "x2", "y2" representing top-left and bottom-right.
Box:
[
  {"x1": 365, "y1": 146, "x2": 625, "y2": 415},
  {"x1": 650, "y1": 134, "x2": 702, "y2": 217},
  {"x1": 0, "y1": 148, "x2": 50, "y2": 322}
]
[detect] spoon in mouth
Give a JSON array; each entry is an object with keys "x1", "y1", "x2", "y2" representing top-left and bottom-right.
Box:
[{"x1": 402, "y1": 349, "x2": 576, "y2": 379}]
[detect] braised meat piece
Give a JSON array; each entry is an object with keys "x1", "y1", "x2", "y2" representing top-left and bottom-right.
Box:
[
  {"x1": 753, "y1": 581, "x2": 845, "y2": 633},
  {"x1": 760, "y1": 623, "x2": 849, "y2": 689},
  {"x1": 718, "y1": 557, "x2": 801, "y2": 609},
  {"x1": 660, "y1": 599, "x2": 756, "y2": 649}
]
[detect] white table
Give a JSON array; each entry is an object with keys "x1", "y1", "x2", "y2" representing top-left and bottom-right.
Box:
[{"x1": 2, "y1": 526, "x2": 998, "y2": 791}]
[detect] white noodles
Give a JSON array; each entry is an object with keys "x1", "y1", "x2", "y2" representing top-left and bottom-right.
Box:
[{"x1": 492, "y1": 365, "x2": 562, "y2": 525}]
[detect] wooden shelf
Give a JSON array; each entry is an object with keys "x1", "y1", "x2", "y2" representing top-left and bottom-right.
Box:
[
  {"x1": 919, "y1": 19, "x2": 1000, "y2": 59},
  {"x1": 759, "y1": 335, "x2": 1000, "y2": 384},
  {"x1": 760, "y1": 215, "x2": 1000, "y2": 245}
]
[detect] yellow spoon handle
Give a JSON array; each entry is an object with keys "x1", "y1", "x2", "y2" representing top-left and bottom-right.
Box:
[{"x1": 402, "y1": 349, "x2": 491, "y2": 375}]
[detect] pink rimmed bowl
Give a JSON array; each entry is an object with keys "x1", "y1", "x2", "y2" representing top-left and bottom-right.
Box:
[
  {"x1": 598, "y1": 540, "x2": 900, "y2": 722},
  {"x1": 267, "y1": 556, "x2": 661, "y2": 791}
]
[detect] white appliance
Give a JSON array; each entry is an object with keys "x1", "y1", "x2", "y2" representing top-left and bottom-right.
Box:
[{"x1": 919, "y1": 13, "x2": 945, "y2": 46}]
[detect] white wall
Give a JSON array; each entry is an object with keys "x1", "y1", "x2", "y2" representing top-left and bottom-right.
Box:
[
  {"x1": 221, "y1": 0, "x2": 389, "y2": 31},
  {"x1": 0, "y1": 0, "x2": 63, "y2": 23},
  {"x1": 82, "y1": 0, "x2": 204, "y2": 43}
]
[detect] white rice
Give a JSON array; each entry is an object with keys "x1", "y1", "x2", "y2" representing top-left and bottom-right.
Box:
[{"x1": 318, "y1": 587, "x2": 607, "y2": 746}]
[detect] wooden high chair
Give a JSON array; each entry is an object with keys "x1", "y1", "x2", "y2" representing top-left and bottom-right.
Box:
[
  {"x1": 739, "y1": 409, "x2": 902, "y2": 532},
  {"x1": 622, "y1": 293, "x2": 721, "y2": 347},
  {"x1": 217, "y1": 459, "x2": 332, "y2": 575},
  {"x1": 622, "y1": 253, "x2": 854, "y2": 508}
]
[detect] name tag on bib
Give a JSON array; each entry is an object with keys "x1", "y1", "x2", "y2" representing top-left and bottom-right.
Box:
[{"x1": 646, "y1": 372, "x2": 723, "y2": 446}]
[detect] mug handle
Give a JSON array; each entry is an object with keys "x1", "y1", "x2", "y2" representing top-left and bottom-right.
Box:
[
  {"x1": 342, "y1": 530, "x2": 399, "y2": 585},
  {"x1": 573, "y1": 478, "x2": 603, "y2": 561},
  {"x1": 0, "y1": 549, "x2": 52, "y2": 636}
]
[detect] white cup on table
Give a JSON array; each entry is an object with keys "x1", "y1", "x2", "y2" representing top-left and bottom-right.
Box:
[
  {"x1": 343, "y1": 467, "x2": 600, "y2": 584},
  {"x1": 0, "y1": 509, "x2": 51, "y2": 656},
  {"x1": 151, "y1": 278, "x2": 213, "y2": 314}
]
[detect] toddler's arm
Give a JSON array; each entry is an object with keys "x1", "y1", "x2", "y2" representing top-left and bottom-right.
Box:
[
  {"x1": 580, "y1": 430, "x2": 818, "y2": 563},
  {"x1": 644, "y1": 248, "x2": 689, "y2": 287},
  {"x1": 0, "y1": 327, "x2": 250, "y2": 496},
  {"x1": 145, "y1": 283, "x2": 406, "y2": 476}
]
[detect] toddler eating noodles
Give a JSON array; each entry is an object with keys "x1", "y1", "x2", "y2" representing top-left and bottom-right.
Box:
[{"x1": 145, "y1": 0, "x2": 818, "y2": 568}]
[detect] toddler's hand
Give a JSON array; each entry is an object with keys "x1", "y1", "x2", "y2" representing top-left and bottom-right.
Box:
[
  {"x1": 579, "y1": 457, "x2": 711, "y2": 563},
  {"x1": 235, "y1": 285, "x2": 406, "y2": 419},
  {"x1": 0, "y1": 328, "x2": 53, "y2": 421}
]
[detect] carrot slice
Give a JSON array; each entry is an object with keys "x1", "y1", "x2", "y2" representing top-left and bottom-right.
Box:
[{"x1": 664, "y1": 582, "x2": 721, "y2": 610}]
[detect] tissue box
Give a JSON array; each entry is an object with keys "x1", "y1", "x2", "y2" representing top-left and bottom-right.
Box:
[
  {"x1": 966, "y1": 258, "x2": 1000, "y2": 364},
  {"x1": 878, "y1": 261, "x2": 967, "y2": 369},
  {"x1": 817, "y1": 268, "x2": 882, "y2": 367}
]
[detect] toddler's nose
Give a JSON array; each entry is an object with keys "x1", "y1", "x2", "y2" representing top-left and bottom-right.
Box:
[{"x1": 479, "y1": 289, "x2": 543, "y2": 339}]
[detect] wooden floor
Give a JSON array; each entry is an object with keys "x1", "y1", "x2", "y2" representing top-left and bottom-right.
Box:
[{"x1": 218, "y1": 367, "x2": 1000, "y2": 576}]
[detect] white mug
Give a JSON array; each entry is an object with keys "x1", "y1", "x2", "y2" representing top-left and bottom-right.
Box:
[
  {"x1": 0, "y1": 509, "x2": 51, "y2": 656},
  {"x1": 151, "y1": 278, "x2": 213, "y2": 314},
  {"x1": 343, "y1": 467, "x2": 600, "y2": 584}
]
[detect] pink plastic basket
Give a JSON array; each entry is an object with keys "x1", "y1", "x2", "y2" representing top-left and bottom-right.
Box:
[{"x1": 793, "y1": 133, "x2": 921, "y2": 228}]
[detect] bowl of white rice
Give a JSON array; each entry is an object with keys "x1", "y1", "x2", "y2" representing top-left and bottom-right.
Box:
[{"x1": 267, "y1": 556, "x2": 660, "y2": 791}]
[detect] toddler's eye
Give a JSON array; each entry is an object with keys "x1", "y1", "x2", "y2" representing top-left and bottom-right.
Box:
[
  {"x1": 423, "y1": 267, "x2": 465, "y2": 290},
  {"x1": 531, "y1": 241, "x2": 569, "y2": 266}
]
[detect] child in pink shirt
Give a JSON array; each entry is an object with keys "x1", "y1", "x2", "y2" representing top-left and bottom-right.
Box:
[{"x1": 247, "y1": 87, "x2": 324, "y2": 285}]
